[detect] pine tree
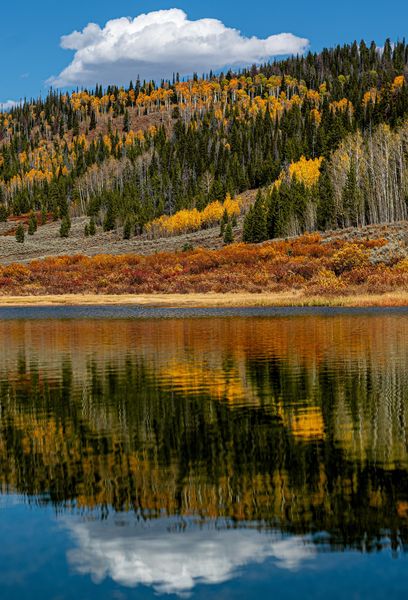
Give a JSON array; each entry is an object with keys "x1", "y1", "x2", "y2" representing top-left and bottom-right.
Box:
[
  {"x1": 89, "y1": 110, "x2": 97, "y2": 131},
  {"x1": 49, "y1": 181, "x2": 62, "y2": 220},
  {"x1": 251, "y1": 191, "x2": 268, "y2": 242},
  {"x1": 223, "y1": 222, "x2": 234, "y2": 244},
  {"x1": 41, "y1": 206, "x2": 47, "y2": 225},
  {"x1": 103, "y1": 204, "x2": 116, "y2": 232},
  {"x1": 28, "y1": 212, "x2": 37, "y2": 235},
  {"x1": 220, "y1": 209, "x2": 229, "y2": 236},
  {"x1": 84, "y1": 224, "x2": 89, "y2": 237},
  {"x1": 123, "y1": 109, "x2": 130, "y2": 133},
  {"x1": 267, "y1": 186, "x2": 280, "y2": 239},
  {"x1": 243, "y1": 206, "x2": 254, "y2": 242},
  {"x1": 89, "y1": 217, "x2": 96, "y2": 236},
  {"x1": 342, "y1": 160, "x2": 363, "y2": 227},
  {"x1": 0, "y1": 204, "x2": 8, "y2": 222},
  {"x1": 317, "y1": 161, "x2": 336, "y2": 229},
  {"x1": 15, "y1": 223, "x2": 25, "y2": 243},
  {"x1": 58, "y1": 194, "x2": 69, "y2": 219},
  {"x1": 59, "y1": 215, "x2": 71, "y2": 238},
  {"x1": 72, "y1": 113, "x2": 80, "y2": 137},
  {"x1": 123, "y1": 218, "x2": 132, "y2": 239}
]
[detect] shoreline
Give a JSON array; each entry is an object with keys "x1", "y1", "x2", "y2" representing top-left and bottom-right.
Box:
[{"x1": 0, "y1": 291, "x2": 407, "y2": 308}]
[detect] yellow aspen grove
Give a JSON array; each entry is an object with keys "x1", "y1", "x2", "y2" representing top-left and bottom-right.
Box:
[
  {"x1": 274, "y1": 156, "x2": 324, "y2": 189},
  {"x1": 145, "y1": 195, "x2": 243, "y2": 238}
]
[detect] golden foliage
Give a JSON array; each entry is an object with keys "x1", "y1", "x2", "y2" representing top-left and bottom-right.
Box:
[
  {"x1": 331, "y1": 243, "x2": 370, "y2": 274},
  {"x1": 145, "y1": 194, "x2": 242, "y2": 237},
  {"x1": 274, "y1": 156, "x2": 323, "y2": 189}
]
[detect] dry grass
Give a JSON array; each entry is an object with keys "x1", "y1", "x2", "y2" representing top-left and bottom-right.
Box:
[{"x1": 0, "y1": 291, "x2": 407, "y2": 308}]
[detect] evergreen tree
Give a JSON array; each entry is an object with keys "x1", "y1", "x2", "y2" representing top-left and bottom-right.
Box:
[
  {"x1": 89, "y1": 217, "x2": 96, "y2": 236},
  {"x1": 89, "y1": 110, "x2": 97, "y2": 131},
  {"x1": 123, "y1": 218, "x2": 132, "y2": 239},
  {"x1": 317, "y1": 161, "x2": 336, "y2": 229},
  {"x1": 41, "y1": 206, "x2": 47, "y2": 225},
  {"x1": 59, "y1": 215, "x2": 71, "y2": 238},
  {"x1": 15, "y1": 223, "x2": 25, "y2": 243},
  {"x1": 223, "y1": 222, "x2": 234, "y2": 244},
  {"x1": 123, "y1": 109, "x2": 130, "y2": 133},
  {"x1": 342, "y1": 160, "x2": 363, "y2": 226},
  {"x1": 58, "y1": 194, "x2": 69, "y2": 219},
  {"x1": 72, "y1": 113, "x2": 80, "y2": 137},
  {"x1": 267, "y1": 186, "x2": 280, "y2": 239},
  {"x1": 28, "y1": 212, "x2": 37, "y2": 235},
  {"x1": 103, "y1": 204, "x2": 116, "y2": 232},
  {"x1": 243, "y1": 206, "x2": 254, "y2": 242},
  {"x1": 251, "y1": 191, "x2": 268, "y2": 242},
  {"x1": 59, "y1": 119, "x2": 65, "y2": 139},
  {"x1": 49, "y1": 182, "x2": 62, "y2": 220},
  {"x1": 220, "y1": 209, "x2": 229, "y2": 236},
  {"x1": 0, "y1": 204, "x2": 8, "y2": 222}
]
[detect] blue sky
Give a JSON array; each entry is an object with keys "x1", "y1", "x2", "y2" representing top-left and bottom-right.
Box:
[{"x1": 1, "y1": 0, "x2": 407, "y2": 104}]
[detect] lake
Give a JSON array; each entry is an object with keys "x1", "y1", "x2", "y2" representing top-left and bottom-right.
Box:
[{"x1": 1, "y1": 307, "x2": 408, "y2": 599}]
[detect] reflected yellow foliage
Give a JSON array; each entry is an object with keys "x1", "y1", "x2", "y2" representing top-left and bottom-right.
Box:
[
  {"x1": 0, "y1": 313, "x2": 407, "y2": 540},
  {"x1": 283, "y1": 407, "x2": 325, "y2": 440}
]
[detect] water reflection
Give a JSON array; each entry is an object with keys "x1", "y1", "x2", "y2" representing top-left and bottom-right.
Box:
[
  {"x1": 1, "y1": 313, "x2": 408, "y2": 596},
  {"x1": 66, "y1": 517, "x2": 315, "y2": 595}
]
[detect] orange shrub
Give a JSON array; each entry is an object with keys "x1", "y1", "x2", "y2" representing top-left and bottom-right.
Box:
[
  {"x1": 331, "y1": 244, "x2": 370, "y2": 275},
  {"x1": 0, "y1": 235, "x2": 402, "y2": 297},
  {"x1": 395, "y1": 258, "x2": 408, "y2": 273},
  {"x1": 315, "y1": 268, "x2": 344, "y2": 289}
]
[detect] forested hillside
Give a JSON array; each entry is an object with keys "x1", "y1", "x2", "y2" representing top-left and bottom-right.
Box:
[{"x1": 1, "y1": 38, "x2": 408, "y2": 243}]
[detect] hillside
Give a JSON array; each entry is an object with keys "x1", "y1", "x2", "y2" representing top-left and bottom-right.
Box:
[
  {"x1": 0, "y1": 206, "x2": 247, "y2": 265},
  {"x1": 0, "y1": 38, "x2": 408, "y2": 262},
  {"x1": 0, "y1": 202, "x2": 406, "y2": 265}
]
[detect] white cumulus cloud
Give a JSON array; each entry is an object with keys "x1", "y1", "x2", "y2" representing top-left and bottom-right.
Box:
[
  {"x1": 48, "y1": 8, "x2": 309, "y2": 88},
  {"x1": 65, "y1": 516, "x2": 315, "y2": 596},
  {"x1": 0, "y1": 100, "x2": 19, "y2": 112}
]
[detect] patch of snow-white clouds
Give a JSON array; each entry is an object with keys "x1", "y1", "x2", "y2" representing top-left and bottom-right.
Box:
[
  {"x1": 65, "y1": 516, "x2": 315, "y2": 596},
  {"x1": 0, "y1": 100, "x2": 18, "y2": 112},
  {"x1": 48, "y1": 8, "x2": 309, "y2": 88}
]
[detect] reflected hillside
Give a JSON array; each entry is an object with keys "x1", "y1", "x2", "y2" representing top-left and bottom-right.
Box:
[{"x1": 1, "y1": 315, "x2": 408, "y2": 548}]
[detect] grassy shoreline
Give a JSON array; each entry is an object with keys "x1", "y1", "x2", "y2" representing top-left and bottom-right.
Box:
[{"x1": 0, "y1": 291, "x2": 407, "y2": 308}]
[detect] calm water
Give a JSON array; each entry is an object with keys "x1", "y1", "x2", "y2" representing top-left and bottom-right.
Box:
[{"x1": 1, "y1": 308, "x2": 408, "y2": 599}]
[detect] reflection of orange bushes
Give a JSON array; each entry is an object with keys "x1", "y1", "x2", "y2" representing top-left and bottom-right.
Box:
[
  {"x1": 0, "y1": 234, "x2": 405, "y2": 295},
  {"x1": 0, "y1": 305, "x2": 406, "y2": 377},
  {"x1": 1, "y1": 314, "x2": 408, "y2": 517}
]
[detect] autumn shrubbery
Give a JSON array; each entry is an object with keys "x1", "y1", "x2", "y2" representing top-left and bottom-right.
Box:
[
  {"x1": 331, "y1": 243, "x2": 370, "y2": 274},
  {"x1": 0, "y1": 234, "x2": 406, "y2": 296}
]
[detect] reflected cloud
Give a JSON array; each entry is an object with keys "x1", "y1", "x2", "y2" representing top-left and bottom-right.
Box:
[{"x1": 66, "y1": 517, "x2": 315, "y2": 595}]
